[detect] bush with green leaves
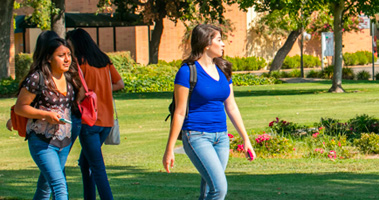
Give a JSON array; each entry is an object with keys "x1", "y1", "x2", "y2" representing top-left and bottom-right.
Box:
[
  {"x1": 353, "y1": 133, "x2": 379, "y2": 154},
  {"x1": 348, "y1": 114, "x2": 379, "y2": 139},
  {"x1": 343, "y1": 51, "x2": 377, "y2": 66},
  {"x1": 0, "y1": 77, "x2": 19, "y2": 97},
  {"x1": 268, "y1": 117, "x2": 308, "y2": 138},
  {"x1": 281, "y1": 55, "x2": 320, "y2": 69},
  {"x1": 15, "y1": 53, "x2": 33, "y2": 80},
  {"x1": 306, "y1": 69, "x2": 322, "y2": 78},
  {"x1": 225, "y1": 56, "x2": 266, "y2": 71},
  {"x1": 317, "y1": 117, "x2": 351, "y2": 137},
  {"x1": 303, "y1": 131, "x2": 354, "y2": 159},
  {"x1": 342, "y1": 67, "x2": 355, "y2": 80},
  {"x1": 229, "y1": 131, "x2": 295, "y2": 158},
  {"x1": 108, "y1": 51, "x2": 135, "y2": 73},
  {"x1": 232, "y1": 74, "x2": 277, "y2": 86},
  {"x1": 356, "y1": 70, "x2": 371, "y2": 80}
]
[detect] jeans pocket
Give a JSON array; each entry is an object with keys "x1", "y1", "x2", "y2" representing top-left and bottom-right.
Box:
[{"x1": 187, "y1": 131, "x2": 204, "y2": 138}]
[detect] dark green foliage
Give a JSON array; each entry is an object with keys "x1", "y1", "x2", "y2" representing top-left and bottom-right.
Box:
[
  {"x1": 15, "y1": 53, "x2": 33, "y2": 80},
  {"x1": 342, "y1": 67, "x2": 355, "y2": 80},
  {"x1": 356, "y1": 70, "x2": 370, "y2": 80},
  {"x1": 0, "y1": 77, "x2": 19, "y2": 97}
]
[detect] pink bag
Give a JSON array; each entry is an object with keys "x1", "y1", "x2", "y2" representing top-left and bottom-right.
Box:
[{"x1": 78, "y1": 64, "x2": 98, "y2": 126}]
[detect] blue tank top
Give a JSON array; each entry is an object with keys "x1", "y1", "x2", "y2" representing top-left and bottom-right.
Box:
[{"x1": 174, "y1": 61, "x2": 232, "y2": 132}]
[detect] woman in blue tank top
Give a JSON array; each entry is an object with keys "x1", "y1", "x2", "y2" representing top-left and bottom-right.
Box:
[{"x1": 163, "y1": 24, "x2": 256, "y2": 200}]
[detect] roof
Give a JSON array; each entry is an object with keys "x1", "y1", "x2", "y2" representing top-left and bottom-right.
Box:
[{"x1": 15, "y1": 12, "x2": 146, "y2": 32}]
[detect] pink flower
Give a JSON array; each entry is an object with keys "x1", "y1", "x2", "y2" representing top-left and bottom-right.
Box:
[
  {"x1": 319, "y1": 127, "x2": 324, "y2": 130},
  {"x1": 328, "y1": 150, "x2": 337, "y2": 160},
  {"x1": 338, "y1": 142, "x2": 341, "y2": 147},
  {"x1": 255, "y1": 134, "x2": 271, "y2": 144},
  {"x1": 293, "y1": 148, "x2": 296, "y2": 151},
  {"x1": 323, "y1": 142, "x2": 325, "y2": 145},
  {"x1": 237, "y1": 144, "x2": 244, "y2": 152},
  {"x1": 228, "y1": 133, "x2": 234, "y2": 139},
  {"x1": 312, "y1": 132, "x2": 319, "y2": 138},
  {"x1": 315, "y1": 148, "x2": 324, "y2": 154}
]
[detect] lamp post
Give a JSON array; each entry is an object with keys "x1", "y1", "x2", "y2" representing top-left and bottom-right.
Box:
[{"x1": 300, "y1": 1, "x2": 305, "y2": 78}]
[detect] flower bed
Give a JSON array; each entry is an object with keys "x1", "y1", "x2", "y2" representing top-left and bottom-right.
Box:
[{"x1": 230, "y1": 114, "x2": 379, "y2": 160}]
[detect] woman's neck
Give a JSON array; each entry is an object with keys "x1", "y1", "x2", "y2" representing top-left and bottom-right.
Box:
[
  {"x1": 197, "y1": 55, "x2": 214, "y2": 69},
  {"x1": 51, "y1": 71, "x2": 64, "y2": 80}
]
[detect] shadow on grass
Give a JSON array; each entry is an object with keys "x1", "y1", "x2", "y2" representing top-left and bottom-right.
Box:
[{"x1": 1, "y1": 166, "x2": 379, "y2": 200}]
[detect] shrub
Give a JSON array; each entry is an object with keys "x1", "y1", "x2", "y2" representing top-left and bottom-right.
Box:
[
  {"x1": 343, "y1": 52, "x2": 358, "y2": 66},
  {"x1": 108, "y1": 51, "x2": 135, "y2": 73},
  {"x1": 342, "y1": 67, "x2": 355, "y2": 80},
  {"x1": 303, "y1": 132, "x2": 354, "y2": 159},
  {"x1": 232, "y1": 74, "x2": 277, "y2": 86},
  {"x1": 306, "y1": 70, "x2": 321, "y2": 78},
  {"x1": 353, "y1": 133, "x2": 379, "y2": 154},
  {"x1": 282, "y1": 55, "x2": 300, "y2": 69},
  {"x1": 229, "y1": 131, "x2": 295, "y2": 158},
  {"x1": 317, "y1": 118, "x2": 350, "y2": 137},
  {"x1": 158, "y1": 59, "x2": 182, "y2": 69},
  {"x1": 0, "y1": 77, "x2": 19, "y2": 97},
  {"x1": 225, "y1": 56, "x2": 266, "y2": 71},
  {"x1": 268, "y1": 117, "x2": 307, "y2": 138},
  {"x1": 355, "y1": 51, "x2": 369, "y2": 65},
  {"x1": 375, "y1": 72, "x2": 379, "y2": 81},
  {"x1": 320, "y1": 65, "x2": 334, "y2": 79},
  {"x1": 15, "y1": 53, "x2": 33, "y2": 80},
  {"x1": 348, "y1": 114, "x2": 379, "y2": 138},
  {"x1": 288, "y1": 69, "x2": 301, "y2": 77},
  {"x1": 356, "y1": 70, "x2": 370, "y2": 80}
]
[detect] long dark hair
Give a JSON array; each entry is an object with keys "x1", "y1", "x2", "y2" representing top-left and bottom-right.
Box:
[
  {"x1": 183, "y1": 24, "x2": 232, "y2": 80},
  {"x1": 20, "y1": 31, "x2": 80, "y2": 93},
  {"x1": 66, "y1": 28, "x2": 111, "y2": 68}
]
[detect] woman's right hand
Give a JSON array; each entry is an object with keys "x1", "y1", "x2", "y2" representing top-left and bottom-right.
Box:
[
  {"x1": 43, "y1": 111, "x2": 65, "y2": 124},
  {"x1": 162, "y1": 150, "x2": 175, "y2": 173}
]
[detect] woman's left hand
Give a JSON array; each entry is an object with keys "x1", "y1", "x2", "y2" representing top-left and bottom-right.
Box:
[
  {"x1": 244, "y1": 141, "x2": 256, "y2": 161},
  {"x1": 6, "y1": 119, "x2": 13, "y2": 131}
]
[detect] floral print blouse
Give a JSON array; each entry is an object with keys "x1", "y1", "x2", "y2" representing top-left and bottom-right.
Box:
[{"x1": 24, "y1": 71, "x2": 75, "y2": 148}]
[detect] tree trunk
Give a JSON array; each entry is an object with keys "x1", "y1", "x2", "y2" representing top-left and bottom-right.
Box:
[
  {"x1": 269, "y1": 28, "x2": 302, "y2": 72},
  {"x1": 149, "y1": 18, "x2": 164, "y2": 64},
  {"x1": 329, "y1": 1, "x2": 345, "y2": 93},
  {"x1": 51, "y1": 0, "x2": 66, "y2": 38},
  {"x1": 0, "y1": 0, "x2": 15, "y2": 80}
]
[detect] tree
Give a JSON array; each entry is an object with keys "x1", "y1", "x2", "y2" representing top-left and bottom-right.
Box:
[
  {"x1": 321, "y1": 0, "x2": 379, "y2": 93},
  {"x1": 0, "y1": 0, "x2": 15, "y2": 79},
  {"x1": 98, "y1": 0, "x2": 235, "y2": 64},
  {"x1": 239, "y1": 0, "x2": 323, "y2": 73}
]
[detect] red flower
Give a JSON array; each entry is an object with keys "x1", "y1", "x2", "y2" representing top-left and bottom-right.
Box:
[
  {"x1": 312, "y1": 132, "x2": 319, "y2": 138},
  {"x1": 228, "y1": 133, "x2": 234, "y2": 139},
  {"x1": 237, "y1": 144, "x2": 244, "y2": 152},
  {"x1": 328, "y1": 150, "x2": 337, "y2": 160}
]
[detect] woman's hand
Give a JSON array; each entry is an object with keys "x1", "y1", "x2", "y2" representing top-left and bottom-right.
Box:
[
  {"x1": 244, "y1": 140, "x2": 256, "y2": 161},
  {"x1": 43, "y1": 111, "x2": 65, "y2": 124},
  {"x1": 162, "y1": 150, "x2": 175, "y2": 173},
  {"x1": 6, "y1": 119, "x2": 13, "y2": 131}
]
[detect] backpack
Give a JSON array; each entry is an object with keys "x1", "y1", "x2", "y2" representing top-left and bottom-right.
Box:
[
  {"x1": 165, "y1": 63, "x2": 197, "y2": 140},
  {"x1": 10, "y1": 71, "x2": 44, "y2": 138}
]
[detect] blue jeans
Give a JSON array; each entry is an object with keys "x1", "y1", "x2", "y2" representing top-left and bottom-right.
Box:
[
  {"x1": 182, "y1": 130, "x2": 230, "y2": 200},
  {"x1": 79, "y1": 124, "x2": 113, "y2": 200},
  {"x1": 32, "y1": 114, "x2": 82, "y2": 199},
  {"x1": 28, "y1": 132, "x2": 71, "y2": 200}
]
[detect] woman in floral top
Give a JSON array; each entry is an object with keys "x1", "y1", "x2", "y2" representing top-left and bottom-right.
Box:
[{"x1": 14, "y1": 32, "x2": 80, "y2": 200}]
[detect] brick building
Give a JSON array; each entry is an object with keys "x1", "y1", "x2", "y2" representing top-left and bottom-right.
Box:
[{"x1": 9, "y1": 1, "x2": 376, "y2": 77}]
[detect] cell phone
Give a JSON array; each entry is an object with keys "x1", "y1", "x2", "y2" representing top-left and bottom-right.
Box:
[
  {"x1": 247, "y1": 149, "x2": 254, "y2": 161},
  {"x1": 59, "y1": 118, "x2": 72, "y2": 124}
]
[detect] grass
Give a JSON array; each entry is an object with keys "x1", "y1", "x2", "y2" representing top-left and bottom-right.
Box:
[{"x1": 2, "y1": 80, "x2": 379, "y2": 199}]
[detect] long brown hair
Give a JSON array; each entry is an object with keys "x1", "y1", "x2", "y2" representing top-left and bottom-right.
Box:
[{"x1": 182, "y1": 24, "x2": 232, "y2": 80}]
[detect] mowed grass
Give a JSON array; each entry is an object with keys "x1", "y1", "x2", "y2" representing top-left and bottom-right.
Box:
[{"x1": 1, "y1": 80, "x2": 379, "y2": 199}]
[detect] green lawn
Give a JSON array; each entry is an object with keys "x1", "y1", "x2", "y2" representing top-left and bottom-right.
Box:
[{"x1": 2, "y1": 80, "x2": 379, "y2": 199}]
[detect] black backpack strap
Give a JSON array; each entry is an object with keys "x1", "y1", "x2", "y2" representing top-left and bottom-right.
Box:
[{"x1": 186, "y1": 62, "x2": 197, "y2": 118}]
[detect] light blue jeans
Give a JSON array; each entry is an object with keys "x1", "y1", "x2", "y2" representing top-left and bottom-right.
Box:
[
  {"x1": 28, "y1": 132, "x2": 70, "y2": 200},
  {"x1": 31, "y1": 114, "x2": 82, "y2": 199},
  {"x1": 182, "y1": 130, "x2": 230, "y2": 200}
]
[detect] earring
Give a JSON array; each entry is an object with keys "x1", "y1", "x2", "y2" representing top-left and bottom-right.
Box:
[{"x1": 206, "y1": 47, "x2": 209, "y2": 50}]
